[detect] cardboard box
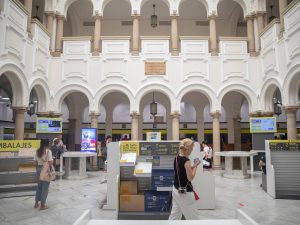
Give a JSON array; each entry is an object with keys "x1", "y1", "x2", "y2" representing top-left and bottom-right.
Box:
[
  {"x1": 120, "y1": 181, "x2": 137, "y2": 194},
  {"x1": 120, "y1": 166, "x2": 135, "y2": 180},
  {"x1": 119, "y1": 194, "x2": 145, "y2": 212},
  {"x1": 144, "y1": 191, "x2": 171, "y2": 212}
]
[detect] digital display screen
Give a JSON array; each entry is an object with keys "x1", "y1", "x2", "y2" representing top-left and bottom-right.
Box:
[
  {"x1": 81, "y1": 128, "x2": 97, "y2": 152},
  {"x1": 250, "y1": 117, "x2": 277, "y2": 133},
  {"x1": 36, "y1": 117, "x2": 63, "y2": 133}
]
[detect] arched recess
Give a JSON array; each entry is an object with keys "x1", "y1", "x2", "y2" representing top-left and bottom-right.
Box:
[
  {"x1": 218, "y1": 84, "x2": 256, "y2": 112},
  {"x1": 63, "y1": 0, "x2": 94, "y2": 17},
  {"x1": 0, "y1": 64, "x2": 28, "y2": 106},
  {"x1": 54, "y1": 84, "x2": 93, "y2": 113},
  {"x1": 283, "y1": 64, "x2": 300, "y2": 105},
  {"x1": 259, "y1": 78, "x2": 281, "y2": 111},
  {"x1": 217, "y1": 0, "x2": 245, "y2": 36},
  {"x1": 102, "y1": 0, "x2": 132, "y2": 36},
  {"x1": 29, "y1": 79, "x2": 51, "y2": 112},
  {"x1": 178, "y1": 0, "x2": 208, "y2": 36},
  {"x1": 176, "y1": 83, "x2": 216, "y2": 112},
  {"x1": 102, "y1": 0, "x2": 131, "y2": 13},
  {"x1": 94, "y1": 84, "x2": 134, "y2": 113},
  {"x1": 141, "y1": 0, "x2": 170, "y2": 11},
  {"x1": 135, "y1": 83, "x2": 175, "y2": 112},
  {"x1": 140, "y1": 0, "x2": 170, "y2": 36},
  {"x1": 218, "y1": 0, "x2": 247, "y2": 17},
  {"x1": 64, "y1": 0, "x2": 94, "y2": 36}
]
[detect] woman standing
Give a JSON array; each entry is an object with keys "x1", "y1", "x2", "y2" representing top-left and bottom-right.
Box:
[
  {"x1": 169, "y1": 138, "x2": 201, "y2": 220},
  {"x1": 34, "y1": 139, "x2": 53, "y2": 210}
]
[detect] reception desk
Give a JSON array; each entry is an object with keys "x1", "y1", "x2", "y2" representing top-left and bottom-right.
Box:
[
  {"x1": 62, "y1": 152, "x2": 97, "y2": 180},
  {"x1": 216, "y1": 151, "x2": 257, "y2": 179}
]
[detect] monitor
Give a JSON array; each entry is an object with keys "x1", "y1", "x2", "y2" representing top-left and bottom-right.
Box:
[
  {"x1": 81, "y1": 128, "x2": 97, "y2": 152},
  {"x1": 36, "y1": 117, "x2": 63, "y2": 133},
  {"x1": 250, "y1": 117, "x2": 277, "y2": 133}
]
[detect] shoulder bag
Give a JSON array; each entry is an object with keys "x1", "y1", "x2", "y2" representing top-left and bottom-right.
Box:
[{"x1": 40, "y1": 149, "x2": 56, "y2": 182}]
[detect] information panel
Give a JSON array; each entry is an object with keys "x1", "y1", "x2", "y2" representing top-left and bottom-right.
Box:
[
  {"x1": 81, "y1": 128, "x2": 97, "y2": 152},
  {"x1": 269, "y1": 140, "x2": 300, "y2": 151},
  {"x1": 140, "y1": 142, "x2": 179, "y2": 156},
  {"x1": 250, "y1": 117, "x2": 277, "y2": 133},
  {"x1": 36, "y1": 117, "x2": 62, "y2": 133}
]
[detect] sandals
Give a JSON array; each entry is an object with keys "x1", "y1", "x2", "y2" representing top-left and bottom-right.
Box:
[
  {"x1": 40, "y1": 205, "x2": 49, "y2": 210},
  {"x1": 34, "y1": 203, "x2": 39, "y2": 208}
]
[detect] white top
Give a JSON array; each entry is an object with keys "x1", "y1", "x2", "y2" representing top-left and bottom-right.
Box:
[
  {"x1": 203, "y1": 146, "x2": 212, "y2": 159},
  {"x1": 35, "y1": 149, "x2": 53, "y2": 166},
  {"x1": 62, "y1": 152, "x2": 97, "y2": 158},
  {"x1": 215, "y1": 151, "x2": 257, "y2": 157}
]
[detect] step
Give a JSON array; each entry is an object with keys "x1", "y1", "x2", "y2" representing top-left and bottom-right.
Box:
[{"x1": 0, "y1": 183, "x2": 37, "y2": 193}]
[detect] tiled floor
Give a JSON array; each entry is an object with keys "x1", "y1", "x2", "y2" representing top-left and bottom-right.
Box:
[{"x1": 0, "y1": 170, "x2": 300, "y2": 225}]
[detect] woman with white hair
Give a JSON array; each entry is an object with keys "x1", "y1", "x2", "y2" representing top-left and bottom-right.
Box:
[{"x1": 169, "y1": 138, "x2": 201, "y2": 220}]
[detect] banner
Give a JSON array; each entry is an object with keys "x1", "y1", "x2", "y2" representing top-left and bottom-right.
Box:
[
  {"x1": 120, "y1": 141, "x2": 140, "y2": 155},
  {"x1": 0, "y1": 140, "x2": 40, "y2": 151},
  {"x1": 81, "y1": 128, "x2": 97, "y2": 152}
]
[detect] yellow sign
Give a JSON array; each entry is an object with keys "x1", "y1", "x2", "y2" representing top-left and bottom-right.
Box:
[
  {"x1": 0, "y1": 140, "x2": 40, "y2": 151},
  {"x1": 120, "y1": 142, "x2": 140, "y2": 155}
]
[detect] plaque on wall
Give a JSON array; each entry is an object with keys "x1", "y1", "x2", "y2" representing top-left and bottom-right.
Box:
[{"x1": 145, "y1": 62, "x2": 166, "y2": 75}]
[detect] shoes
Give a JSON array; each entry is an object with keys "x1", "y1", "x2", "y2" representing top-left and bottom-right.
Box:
[
  {"x1": 34, "y1": 203, "x2": 39, "y2": 208},
  {"x1": 40, "y1": 205, "x2": 49, "y2": 210}
]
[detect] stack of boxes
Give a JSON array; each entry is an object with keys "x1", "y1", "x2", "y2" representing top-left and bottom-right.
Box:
[{"x1": 119, "y1": 141, "x2": 179, "y2": 214}]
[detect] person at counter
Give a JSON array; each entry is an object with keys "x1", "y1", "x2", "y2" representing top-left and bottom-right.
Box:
[{"x1": 169, "y1": 138, "x2": 201, "y2": 220}]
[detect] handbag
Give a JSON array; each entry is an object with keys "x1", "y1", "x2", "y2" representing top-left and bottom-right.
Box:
[{"x1": 40, "y1": 150, "x2": 56, "y2": 182}]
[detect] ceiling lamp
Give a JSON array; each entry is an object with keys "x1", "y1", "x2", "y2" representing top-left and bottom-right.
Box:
[
  {"x1": 150, "y1": 92, "x2": 157, "y2": 117},
  {"x1": 151, "y1": 4, "x2": 158, "y2": 28}
]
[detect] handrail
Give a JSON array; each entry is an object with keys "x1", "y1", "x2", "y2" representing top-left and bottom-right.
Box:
[
  {"x1": 180, "y1": 36, "x2": 209, "y2": 40},
  {"x1": 218, "y1": 36, "x2": 248, "y2": 41},
  {"x1": 259, "y1": 18, "x2": 280, "y2": 37},
  {"x1": 62, "y1": 36, "x2": 92, "y2": 41},
  {"x1": 31, "y1": 18, "x2": 50, "y2": 37},
  {"x1": 11, "y1": 0, "x2": 29, "y2": 16}
]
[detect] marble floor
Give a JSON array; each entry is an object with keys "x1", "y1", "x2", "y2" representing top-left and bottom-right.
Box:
[{"x1": 0, "y1": 170, "x2": 300, "y2": 225}]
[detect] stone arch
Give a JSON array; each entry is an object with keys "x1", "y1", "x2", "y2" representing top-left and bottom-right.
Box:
[
  {"x1": 140, "y1": 0, "x2": 170, "y2": 12},
  {"x1": 282, "y1": 63, "x2": 300, "y2": 105},
  {"x1": 135, "y1": 83, "x2": 175, "y2": 112},
  {"x1": 179, "y1": 0, "x2": 208, "y2": 15},
  {"x1": 259, "y1": 78, "x2": 282, "y2": 112},
  {"x1": 0, "y1": 63, "x2": 28, "y2": 106},
  {"x1": 54, "y1": 84, "x2": 94, "y2": 113},
  {"x1": 102, "y1": 0, "x2": 131, "y2": 13},
  {"x1": 217, "y1": 83, "x2": 256, "y2": 112},
  {"x1": 29, "y1": 78, "x2": 51, "y2": 112},
  {"x1": 176, "y1": 83, "x2": 216, "y2": 112},
  {"x1": 94, "y1": 84, "x2": 134, "y2": 112},
  {"x1": 217, "y1": 0, "x2": 248, "y2": 17},
  {"x1": 63, "y1": 0, "x2": 94, "y2": 17}
]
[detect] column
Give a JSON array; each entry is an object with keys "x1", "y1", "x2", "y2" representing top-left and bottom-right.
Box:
[
  {"x1": 89, "y1": 112, "x2": 100, "y2": 169},
  {"x1": 254, "y1": 16, "x2": 259, "y2": 53},
  {"x1": 24, "y1": 0, "x2": 33, "y2": 36},
  {"x1": 233, "y1": 117, "x2": 241, "y2": 150},
  {"x1": 68, "y1": 118, "x2": 76, "y2": 151},
  {"x1": 89, "y1": 111, "x2": 100, "y2": 129},
  {"x1": 227, "y1": 118, "x2": 234, "y2": 145},
  {"x1": 138, "y1": 114, "x2": 143, "y2": 140},
  {"x1": 196, "y1": 111, "x2": 204, "y2": 142},
  {"x1": 13, "y1": 107, "x2": 27, "y2": 140},
  {"x1": 45, "y1": 12, "x2": 55, "y2": 51},
  {"x1": 171, "y1": 15, "x2": 179, "y2": 56},
  {"x1": 256, "y1": 12, "x2": 265, "y2": 51},
  {"x1": 246, "y1": 16, "x2": 255, "y2": 56},
  {"x1": 53, "y1": 15, "x2": 64, "y2": 57},
  {"x1": 93, "y1": 15, "x2": 102, "y2": 56},
  {"x1": 132, "y1": 15, "x2": 140, "y2": 56},
  {"x1": 105, "y1": 111, "x2": 113, "y2": 138},
  {"x1": 130, "y1": 112, "x2": 140, "y2": 141},
  {"x1": 167, "y1": 112, "x2": 172, "y2": 140},
  {"x1": 211, "y1": 111, "x2": 221, "y2": 168},
  {"x1": 171, "y1": 112, "x2": 180, "y2": 140},
  {"x1": 279, "y1": 0, "x2": 288, "y2": 34},
  {"x1": 209, "y1": 14, "x2": 218, "y2": 56},
  {"x1": 283, "y1": 106, "x2": 299, "y2": 140}
]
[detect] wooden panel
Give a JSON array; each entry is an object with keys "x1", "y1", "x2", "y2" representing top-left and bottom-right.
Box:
[{"x1": 145, "y1": 62, "x2": 166, "y2": 75}]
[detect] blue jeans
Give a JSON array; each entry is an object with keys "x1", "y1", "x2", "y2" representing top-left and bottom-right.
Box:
[{"x1": 35, "y1": 165, "x2": 50, "y2": 204}]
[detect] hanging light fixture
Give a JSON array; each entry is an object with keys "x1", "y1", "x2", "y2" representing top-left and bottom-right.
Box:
[
  {"x1": 27, "y1": 100, "x2": 36, "y2": 116},
  {"x1": 33, "y1": 5, "x2": 41, "y2": 21},
  {"x1": 151, "y1": 4, "x2": 158, "y2": 28},
  {"x1": 150, "y1": 92, "x2": 157, "y2": 117},
  {"x1": 268, "y1": 5, "x2": 276, "y2": 23},
  {"x1": 273, "y1": 89, "x2": 282, "y2": 116}
]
